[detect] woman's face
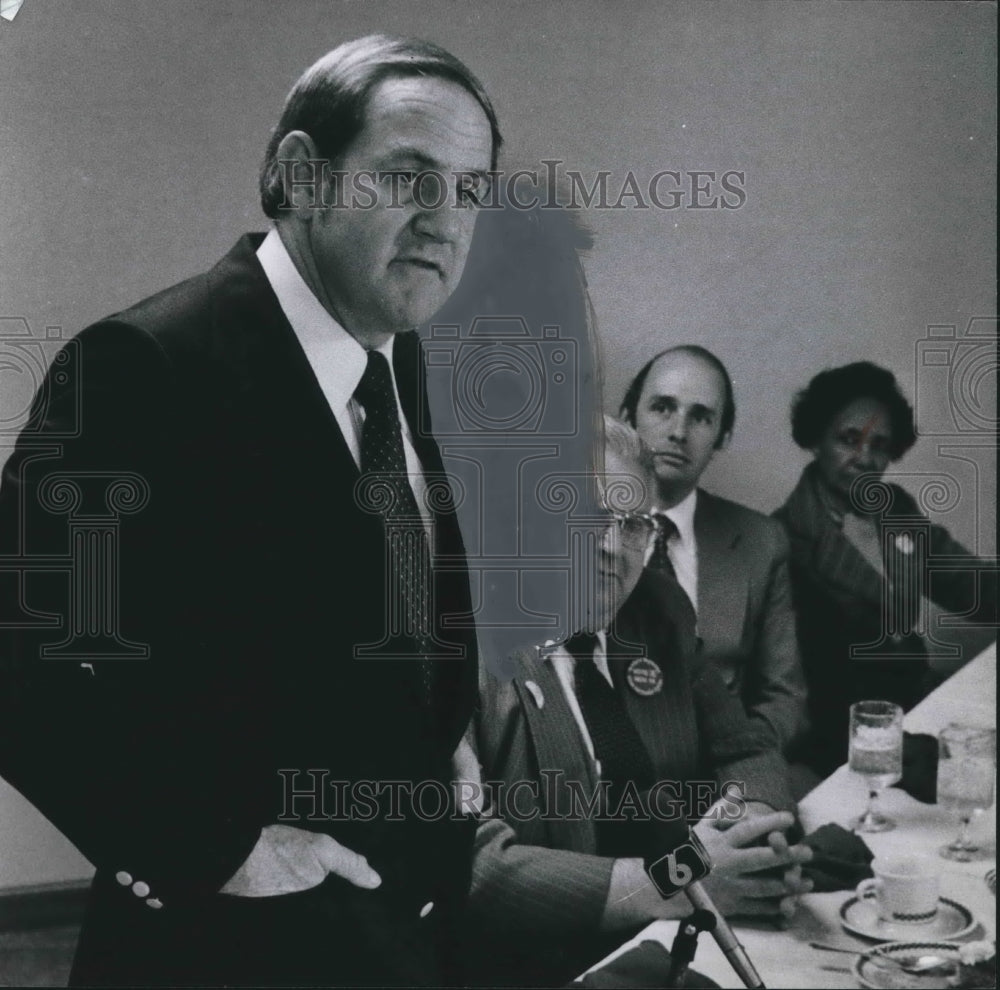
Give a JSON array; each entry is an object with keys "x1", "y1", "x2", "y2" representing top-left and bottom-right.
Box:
[{"x1": 813, "y1": 397, "x2": 894, "y2": 504}]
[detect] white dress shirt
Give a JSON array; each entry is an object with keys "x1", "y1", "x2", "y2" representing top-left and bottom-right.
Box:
[
  {"x1": 647, "y1": 488, "x2": 699, "y2": 614},
  {"x1": 256, "y1": 228, "x2": 431, "y2": 534},
  {"x1": 545, "y1": 631, "x2": 612, "y2": 773}
]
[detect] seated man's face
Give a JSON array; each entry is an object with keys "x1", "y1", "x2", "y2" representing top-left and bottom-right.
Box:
[
  {"x1": 585, "y1": 446, "x2": 656, "y2": 632},
  {"x1": 633, "y1": 351, "x2": 728, "y2": 502}
]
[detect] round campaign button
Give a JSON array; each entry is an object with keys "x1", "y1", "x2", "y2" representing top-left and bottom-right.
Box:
[{"x1": 626, "y1": 657, "x2": 663, "y2": 696}]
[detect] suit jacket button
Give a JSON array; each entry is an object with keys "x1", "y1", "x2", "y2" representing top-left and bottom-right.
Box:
[
  {"x1": 115, "y1": 871, "x2": 133, "y2": 886},
  {"x1": 145, "y1": 898, "x2": 163, "y2": 909},
  {"x1": 132, "y1": 881, "x2": 150, "y2": 897},
  {"x1": 419, "y1": 901, "x2": 434, "y2": 918}
]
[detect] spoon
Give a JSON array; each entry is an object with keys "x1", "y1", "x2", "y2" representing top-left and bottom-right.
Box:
[{"x1": 809, "y1": 942, "x2": 954, "y2": 976}]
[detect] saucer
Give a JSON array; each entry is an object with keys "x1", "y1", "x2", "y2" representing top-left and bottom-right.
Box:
[
  {"x1": 840, "y1": 895, "x2": 976, "y2": 942},
  {"x1": 854, "y1": 940, "x2": 961, "y2": 990}
]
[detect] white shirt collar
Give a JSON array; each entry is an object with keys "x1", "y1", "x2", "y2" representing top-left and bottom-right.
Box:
[
  {"x1": 543, "y1": 630, "x2": 611, "y2": 679},
  {"x1": 255, "y1": 227, "x2": 397, "y2": 417},
  {"x1": 656, "y1": 488, "x2": 698, "y2": 548}
]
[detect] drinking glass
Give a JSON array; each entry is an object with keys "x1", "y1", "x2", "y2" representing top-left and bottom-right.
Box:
[
  {"x1": 937, "y1": 723, "x2": 996, "y2": 862},
  {"x1": 849, "y1": 700, "x2": 904, "y2": 833}
]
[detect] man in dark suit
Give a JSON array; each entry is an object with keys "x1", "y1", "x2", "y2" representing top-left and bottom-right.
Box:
[
  {"x1": 619, "y1": 346, "x2": 809, "y2": 755},
  {"x1": 0, "y1": 35, "x2": 498, "y2": 986},
  {"x1": 465, "y1": 418, "x2": 812, "y2": 987}
]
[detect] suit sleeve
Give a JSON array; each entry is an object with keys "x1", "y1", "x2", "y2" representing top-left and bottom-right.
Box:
[
  {"x1": 924, "y1": 514, "x2": 998, "y2": 629},
  {"x1": 469, "y1": 814, "x2": 613, "y2": 938},
  {"x1": 742, "y1": 521, "x2": 810, "y2": 753},
  {"x1": 0, "y1": 322, "x2": 262, "y2": 906},
  {"x1": 691, "y1": 651, "x2": 796, "y2": 815},
  {"x1": 466, "y1": 668, "x2": 614, "y2": 938}
]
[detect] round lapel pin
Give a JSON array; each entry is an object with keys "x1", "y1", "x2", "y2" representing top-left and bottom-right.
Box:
[{"x1": 626, "y1": 657, "x2": 663, "y2": 696}]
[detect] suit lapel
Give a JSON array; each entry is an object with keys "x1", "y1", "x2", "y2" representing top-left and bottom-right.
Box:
[
  {"x1": 512, "y1": 649, "x2": 600, "y2": 853},
  {"x1": 393, "y1": 330, "x2": 478, "y2": 735},
  {"x1": 695, "y1": 491, "x2": 747, "y2": 652},
  {"x1": 812, "y1": 523, "x2": 884, "y2": 605},
  {"x1": 205, "y1": 234, "x2": 359, "y2": 488},
  {"x1": 203, "y1": 237, "x2": 471, "y2": 721},
  {"x1": 782, "y1": 468, "x2": 883, "y2": 607},
  {"x1": 610, "y1": 589, "x2": 699, "y2": 787}
]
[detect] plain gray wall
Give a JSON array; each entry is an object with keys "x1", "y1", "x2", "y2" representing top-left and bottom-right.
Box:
[{"x1": 0, "y1": 0, "x2": 995, "y2": 888}]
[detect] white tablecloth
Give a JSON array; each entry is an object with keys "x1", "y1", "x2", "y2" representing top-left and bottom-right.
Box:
[{"x1": 591, "y1": 644, "x2": 997, "y2": 988}]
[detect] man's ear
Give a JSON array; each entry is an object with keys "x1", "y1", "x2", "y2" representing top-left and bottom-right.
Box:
[
  {"x1": 273, "y1": 130, "x2": 325, "y2": 213},
  {"x1": 714, "y1": 430, "x2": 732, "y2": 452}
]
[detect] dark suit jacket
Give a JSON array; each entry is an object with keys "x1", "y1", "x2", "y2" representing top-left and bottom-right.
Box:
[
  {"x1": 688, "y1": 489, "x2": 808, "y2": 753},
  {"x1": 0, "y1": 235, "x2": 478, "y2": 986},
  {"x1": 464, "y1": 572, "x2": 794, "y2": 986},
  {"x1": 775, "y1": 464, "x2": 998, "y2": 776}
]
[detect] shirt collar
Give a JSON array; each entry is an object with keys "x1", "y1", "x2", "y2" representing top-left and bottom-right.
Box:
[
  {"x1": 541, "y1": 629, "x2": 608, "y2": 662},
  {"x1": 655, "y1": 488, "x2": 698, "y2": 548},
  {"x1": 256, "y1": 227, "x2": 396, "y2": 410}
]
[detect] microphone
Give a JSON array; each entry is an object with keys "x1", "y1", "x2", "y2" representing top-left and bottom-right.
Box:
[{"x1": 644, "y1": 821, "x2": 766, "y2": 989}]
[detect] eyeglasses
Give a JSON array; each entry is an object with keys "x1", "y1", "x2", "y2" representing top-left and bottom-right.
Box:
[{"x1": 606, "y1": 510, "x2": 659, "y2": 549}]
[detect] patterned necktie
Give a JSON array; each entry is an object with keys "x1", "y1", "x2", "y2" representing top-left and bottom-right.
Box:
[
  {"x1": 355, "y1": 350, "x2": 435, "y2": 702},
  {"x1": 648, "y1": 515, "x2": 697, "y2": 632},
  {"x1": 566, "y1": 632, "x2": 655, "y2": 857}
]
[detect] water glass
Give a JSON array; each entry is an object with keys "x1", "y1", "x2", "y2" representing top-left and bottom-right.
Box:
[{"x1": 849, "y1": 700, "x2": 904, "y2": 833}]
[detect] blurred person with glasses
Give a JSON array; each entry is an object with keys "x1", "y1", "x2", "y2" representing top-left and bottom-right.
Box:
[{"x1": 461, "y1": 417, "x2": 811, "y2": 987}]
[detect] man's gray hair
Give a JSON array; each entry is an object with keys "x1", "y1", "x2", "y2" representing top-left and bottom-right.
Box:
[
  {"x1": 603, "y1": 414, "x2": 654, "y2": 474},
  {"x1": 600, "y1": 415, "x2": 656, "y2": 513}
]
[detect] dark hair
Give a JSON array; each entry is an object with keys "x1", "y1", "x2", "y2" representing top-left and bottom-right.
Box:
[
  {"x1": 259, "y1": 34, "x2": 502, "y2": 218},
  {"x1": 790, "y1": 361, "x2": 916, "y2": 459},
  {"x1": 618, "y1": 345, "x2": 735, "y2": 448}
]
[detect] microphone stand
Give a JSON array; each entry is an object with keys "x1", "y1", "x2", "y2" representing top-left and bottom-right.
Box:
[{"x1": 665, "y1": 909, "x2": 716, "y2": 988}]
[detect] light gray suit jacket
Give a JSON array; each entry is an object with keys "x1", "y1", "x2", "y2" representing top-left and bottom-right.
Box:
[{"x1": 692, "y1": 489, "x2": 808, "y2": 753}]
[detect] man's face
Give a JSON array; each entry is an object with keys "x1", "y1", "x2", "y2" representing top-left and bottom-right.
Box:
[
  {"x1": 304, "y1": 75, "x2": 494, "y2": 338},
  {"x1": 813, "y1": 397, "x2": 893, "y2": 504},
  {"x1": 632, "y1": 351, "x2": 729, "y2": 506},
  {"x1": 586, "y1": 447, "x2": 656, "y2": 632}
]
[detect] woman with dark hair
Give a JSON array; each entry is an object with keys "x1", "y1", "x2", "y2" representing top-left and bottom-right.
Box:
[{"x1": 774, "y1": 361, "x2": 996, "y2": 777}]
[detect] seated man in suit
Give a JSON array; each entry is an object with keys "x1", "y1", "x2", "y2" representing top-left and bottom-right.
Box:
[
  {"x1": 620, "y1": 345, "x2": 808, "y2": 756},
  {"x1": 466, "y1": 417, "x2": 812, "y2": 987}
]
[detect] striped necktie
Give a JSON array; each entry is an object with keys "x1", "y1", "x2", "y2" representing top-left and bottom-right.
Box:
[
  {"x1": 566, "y1": 632, "x2": 655, "y2": 856},
  {"x1": 648, "y1": 515, "x2": 697, "y2": 633},
  {"x1": 355, "y1": 350, "x2": 435, "y2": 703}
]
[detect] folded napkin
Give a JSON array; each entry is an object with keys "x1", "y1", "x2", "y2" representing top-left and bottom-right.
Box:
[
  {"x1": 800, "y1": 822, "x2": 874, "y2": 892},
  {"x1": 890, "y1": 731, "x2": 938, "y2": 803},
  {"x1": 575, "y1": 941, "x2": 719, "y2": 988}
]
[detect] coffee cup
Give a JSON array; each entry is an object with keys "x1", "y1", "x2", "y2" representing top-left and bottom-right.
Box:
[{"x1": 855, "y1": 855, "x2": 939, "y2": 924}]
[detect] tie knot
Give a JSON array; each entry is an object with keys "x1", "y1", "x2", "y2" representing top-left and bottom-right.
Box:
[
  {"x1": 564, "y1": 631, "x2": 600, "y2": 665},
  {"x1": 651, "y1": 514, "x2": 678, "y2": 561},
  {"x1": 355, "y1": 350, "x2": 394, "y2": 412},
  {"x1": 655, "y1": 514, "x2": 679, "y2": 542}
]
